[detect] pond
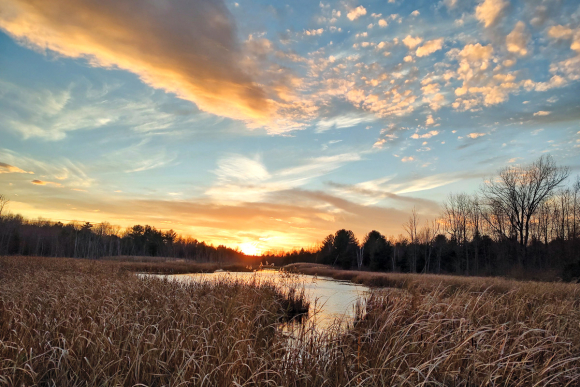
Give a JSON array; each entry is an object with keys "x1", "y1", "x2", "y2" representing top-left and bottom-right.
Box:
[{"x1": 162, "y1": 269, "x2": 370, "y2": 332}]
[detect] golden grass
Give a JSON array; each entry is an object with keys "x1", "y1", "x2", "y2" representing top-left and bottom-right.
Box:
[
  {"x1": 349, "y1": 288, "x2": 580, "y2": 385},
  {"x1": 0, "y1": 256, "x2": 306, "y2": 386},
  {"x1": 2, "y1": 257, "x2": 579, "y2": 386}
]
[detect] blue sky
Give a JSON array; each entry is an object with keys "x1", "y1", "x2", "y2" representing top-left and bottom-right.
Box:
[{"x1": 0, "y1": 0, "x2": 579, "y2": 252}]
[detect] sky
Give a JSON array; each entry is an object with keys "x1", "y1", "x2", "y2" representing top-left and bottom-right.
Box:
[{"x1": 0, "y1": 0, "x2": 579, "y2": 254}]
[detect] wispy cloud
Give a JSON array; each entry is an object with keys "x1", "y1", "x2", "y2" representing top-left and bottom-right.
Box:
[
  {"x1": 533, "y1": 111, "x2": 551, "y2": 116},
  {"x1": 315, "y1": 113, "x2": 376, "y2": 132},
  {"x1": 0, "y1": 162, "x2": 33, "y2": 174},
  {"x1": 0, "y1": 149, "x2": 93, "y2": 188},
  {"x1": 31, "y1": 179, "x2": 61, "y2": 187},
  {"x1": 206, "y1": 152, "x2": 361, "y2": 204}
]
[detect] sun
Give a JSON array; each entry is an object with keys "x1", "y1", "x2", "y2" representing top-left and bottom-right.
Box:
[{"x1": 239, "y1": 242, "x2": 261, "y2": 256}]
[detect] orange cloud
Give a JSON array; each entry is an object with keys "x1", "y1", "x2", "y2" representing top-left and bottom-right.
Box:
[
  {"x1": 31, "y1": 179, "x2": 61, "y2": 186},
  {"x1": 0, "y1": 162, "x2": 33, "y2": 174},
  {"x1": 475, "y1": 0, "x2": 507, "y2": 28},
  {"x1": 403, "y1": 35, "x2": 423, "y2": 49},
  {"x1": 411, "y1": 130, "x2": 439, "y2": 139},
  {"x1": 416, "y1": 38, "x2": 444, "y2": 57},
  {"x1": 0, "y1": 0, "x2": 273, "y2": 127},
  {"x1": 506, "y1": 22, "x2": 529, "y2": 56},
  {"x1": 347, "y1": 6, "x2": 367, "y2": 21}
]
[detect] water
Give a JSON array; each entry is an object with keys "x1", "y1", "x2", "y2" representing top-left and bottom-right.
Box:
[{"x1": 163, "y1": 269, "x2": 370, "y2": 332}]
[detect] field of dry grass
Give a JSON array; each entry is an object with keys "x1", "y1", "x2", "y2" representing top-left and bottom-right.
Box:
[
  {"x1": 2, "y1": 257, "x2": 580, "y2": 386},
  {"x1": 0, "y1": 256, "x2": 306, "y2": 386}
]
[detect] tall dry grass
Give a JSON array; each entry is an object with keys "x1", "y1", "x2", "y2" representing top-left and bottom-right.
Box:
[
  {"x1": 1, "y1": 257, "x2": 580, "y2": 386},
  {"x1": 347, "y1": 287, "x2": 580, "y2": 385},
  {"x1": 0, "y1": 256, "x2": 306, "y2": 386}
]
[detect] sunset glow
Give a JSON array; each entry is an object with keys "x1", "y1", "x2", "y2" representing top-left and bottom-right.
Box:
[
  {"x1": 239, "y1": 242, "x2": 261, "y2": 257},
  {"x1": 0, "y1": 0, "x2": 579, "y2": 251}
]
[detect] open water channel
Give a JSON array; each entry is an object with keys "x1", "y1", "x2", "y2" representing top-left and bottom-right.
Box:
[{"x1": 161, "y1": 269, "x2": 370, "y2": 332}]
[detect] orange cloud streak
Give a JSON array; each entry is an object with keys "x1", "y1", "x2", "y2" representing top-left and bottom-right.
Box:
[{"x1": 0, "y1": 0, "x2": 272, "y2": 125}]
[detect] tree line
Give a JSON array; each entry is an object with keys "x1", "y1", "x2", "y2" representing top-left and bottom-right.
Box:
[
  {"x1": 0, "y1": 201, "x2": 244, "y2": 263},
  {"x1": 262, "y1": 156, "x2": 580, "y2": 280}
]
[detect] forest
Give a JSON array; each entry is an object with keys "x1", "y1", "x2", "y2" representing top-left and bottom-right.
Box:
[{"x1": 1, "y1": 155, "x2": 579, "y2": 280}]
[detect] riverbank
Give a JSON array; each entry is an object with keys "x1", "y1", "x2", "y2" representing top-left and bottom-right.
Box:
[
  {"x1": 284, "y1": 262, "x2": 580, "y2": 297},
  {"x1": 99, "y1": 255, "x2": 257, "y2": 274}
]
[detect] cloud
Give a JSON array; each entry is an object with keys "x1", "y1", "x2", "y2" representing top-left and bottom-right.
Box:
[
  {"x1": 410, "y1": 10, "x2": 420, "y2": 17},
  {"x1": 403, "y1": 35, "x2": 423, "y2": 49},
  {"x1": 548, "y1": 25, "x2": 574, "y2": 40},
  {"x1": 0, "y1": 0, "x2": 276, "y2": 128},
  {"x1": 411, "y1": 130, "x2": 439, "y2": 139},
  {"x1": 401, "y1": 156, "x2": 414, "y2": 162},
  {"x1": 475, "y1": 0, "x2": 507, "y2": 27},
  {"x1": 378, "y1": 19, "x2": 388, "y2": 27},
  {"x1": 444, "y1": 0, "x2": 458, "y2": 9},
  {"x1": 304, "y1": 28, "x2": 324, "y2": 36},
  {"x1": 467, "y1": 132, "x2": 486, "y2": 138},
  {"x1": 533, "y1": 110, "x2": 551, "y2": 116},
  {"x1": 529, "y1": 75, "x2": 567, "y2": 92},
  {"x1": 215, "y1": 155, "x2": 271, "y2": 184},
  {"x1": 100, "y1": 139, "x2": 177, "y2": 174},
  {"x1": 315, "y1": 113, "x2": 376, "y2": 132},
  {"x1": 451, "y1": 43, "x2": 525, "y2": 110},
  {"x1": 206, "y1": 152, "x2": 361, "y2": 204},
  {"x1": 390, "y1": 173, "x2": 465, "y2": 195},
  {"x1": 506, "y1": 21, "x2": 529, "y2": 56},
  {"x1": 347, "y1": 6, "x2": 367, "y2": 21},
  {"x1": 0, "y1": 162, "x2": 33, "y2": 174},
  {"x1": 31, "y1": 179, "x2": 61, "y2": 186},
  {"x1": 0, "y1": 149, "x2": 93, "y2": 188},
  {"x1": 460, "y1": 43, "x2": 494, "y2": 61},
  {"x1": 416, "y1": 38, "x2": 444, "y2": 57},
  {"x1": 326, "y1": 178, "x2": 441, "y2": 209},
  {"x1": 424, "y1": 92, "x2": 446, "y2": 111}
]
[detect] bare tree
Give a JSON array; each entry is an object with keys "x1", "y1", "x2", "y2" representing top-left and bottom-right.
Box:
[
  {"x1": 443, "y1": 193, "x2": 470, "y2": 274},
  {"x1": 481, "y1": 155, "x2": 569, "y2": 265},
  {"x1": 403, "y1": 207, "x2": 419, "y2": 273},
  {"x1": 356, "y1": 245, "x2": 364, "y2": 270},
  {"x1": 419, "y1": 219, "x2": 439, "y2": 273},
  {"x1": 0, "y1": 194, "x2": 8, "y2": 218}
]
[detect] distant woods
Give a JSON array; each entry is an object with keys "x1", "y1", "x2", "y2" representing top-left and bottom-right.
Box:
[
  {"x1": 0, "y1": 214, "x2": 245, "y2": 263},
  {"x1": 0, "y1": 155, "x2": 579, "y2": 279}
]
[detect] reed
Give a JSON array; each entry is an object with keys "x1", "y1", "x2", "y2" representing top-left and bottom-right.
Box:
[
  {"x1": 0, "y1": 256, "x2": 306, "y2": 386},
  {"x1": 1, "y1": 256, "x2": 579, "y2": 386}
]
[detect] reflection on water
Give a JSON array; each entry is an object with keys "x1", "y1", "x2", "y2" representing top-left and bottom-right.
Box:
[{"x1": 166, "y1": 269, "x2": 370, "y2": 332}]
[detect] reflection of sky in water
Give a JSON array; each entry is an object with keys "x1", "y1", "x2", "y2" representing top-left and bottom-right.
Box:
[{"x1": 168, "y1": 270, "x2": 370, "y2": 331}]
